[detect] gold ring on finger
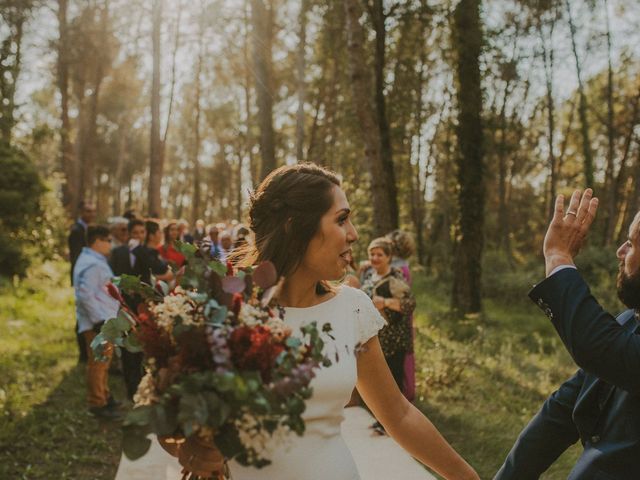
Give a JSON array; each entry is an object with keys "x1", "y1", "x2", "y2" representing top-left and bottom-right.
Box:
[{"x1": 566, "y1": 210, "x2": 577, "y2": 216}]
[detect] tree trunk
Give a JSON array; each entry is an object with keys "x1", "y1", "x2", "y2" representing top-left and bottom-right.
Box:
[
  {"x1": 371, "y1": 0, "x2": 399, "y2": 227},
  {"x1": 566, "y1": 0, "x2": 594, "y2": 187},
  {"x1": 601, "y1": 0, "x2": 617, "y2": 244},
  {"x1": 538, "y1": 15, "x2": 557, "y2": 220},
  {"x1": 343, "y1": 0, "x2": 398, "y2": 236},
  {"x1": 451, "y1": 0, "x2": 485, "y2": 315},
  {"x1": 295, "y1": 0, "x2": 309, "y2": 163},
  {"x1": 608, "y1": 88, "x2": 640, "y2": 242},
  {"x1": 148, "y1": 0, "x2": 163, "y2": 217},
  {"x1": 251, "y1": 0, "x2": 276, "y2": 180},
  {"x1": 191, "y1": 14, "x2": 204, "y2": 225},
  {"x1": 243, "y1": 0, "x2": 257, "y2": 186},
  {"x1": 56, "y1": 0, "x2": 77, "y2": 213}
]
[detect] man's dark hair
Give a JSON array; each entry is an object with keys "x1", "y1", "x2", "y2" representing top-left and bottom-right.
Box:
[
  {"x1": 128, "y1": 218, "x2": 145, "y2": 233},
  {"x1": 123, "y1": 209, "x2": 137, "y2": 220},
  {"x1": 87, "y1": 225, "x2": 110, "y2": 245}
]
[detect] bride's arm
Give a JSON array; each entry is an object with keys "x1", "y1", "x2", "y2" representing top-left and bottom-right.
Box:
[{"x1": 356, "y1": 337, "x2": 479, "y2": 480}]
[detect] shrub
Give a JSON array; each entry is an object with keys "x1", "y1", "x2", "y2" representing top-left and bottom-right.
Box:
[{"x1": 0, "y1": 142, "x2": 45, "y2": 278}]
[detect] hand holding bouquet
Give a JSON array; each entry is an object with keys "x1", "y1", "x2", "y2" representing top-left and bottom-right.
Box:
[{"x1": 92, "y1": 243, "x2": 332, "y2": 479}]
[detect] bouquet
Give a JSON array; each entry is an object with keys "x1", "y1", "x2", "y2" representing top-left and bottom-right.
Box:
[{"x1": 92, "y1": 243, "x2": 333, "y2": 478}]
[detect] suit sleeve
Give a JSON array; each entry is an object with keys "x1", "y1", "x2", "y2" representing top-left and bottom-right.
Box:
[
  {"x1": 529, "y1": 268, "x2": 640, "y2": 394},
  {"x1": 494, "y1": 370, "x2": 582, "y2": 480},
  {"x1": 68, "y1": 225, "x2": 85, "y2": 264}
]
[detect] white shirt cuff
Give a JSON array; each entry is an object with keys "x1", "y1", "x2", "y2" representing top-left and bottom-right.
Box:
[{"x1": 548, "y1": 264, "x2": 577, "y2": 278}]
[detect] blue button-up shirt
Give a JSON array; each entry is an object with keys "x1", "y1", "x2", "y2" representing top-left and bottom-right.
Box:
[{"x1": 73, "y1": 247, "x2": 119, "y2": 334}]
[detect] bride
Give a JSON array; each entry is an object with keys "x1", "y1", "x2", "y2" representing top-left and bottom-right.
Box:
[{"x1": 149, "y1": 163, "x2": 479, "y2": 480}]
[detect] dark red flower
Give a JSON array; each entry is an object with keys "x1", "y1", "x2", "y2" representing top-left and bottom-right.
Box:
[
  {"x1": 232, "y1": 293, "x2": 243, "y2": 318},
  {"x1": 226, "y1": 261, "x2": 234, "y2": 276},
  {"x1": 228, "y1": 325, "x2": 282, "y2": 382},
  {"x1": 106, "y1": 282, "x2": 124, "y2": 304}
]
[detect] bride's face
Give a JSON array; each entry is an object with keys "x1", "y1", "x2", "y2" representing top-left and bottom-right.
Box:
[{"x1": 300, "y1": 186, "x2": 358, "y2": 282}]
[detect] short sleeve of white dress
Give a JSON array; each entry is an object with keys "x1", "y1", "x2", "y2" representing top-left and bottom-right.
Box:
[{"x1": 347, "y1": 287, "x2": 387, "y2": 346}]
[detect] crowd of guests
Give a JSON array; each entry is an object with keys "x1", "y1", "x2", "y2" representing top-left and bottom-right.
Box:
[
  {"x1": 68, "y1": 200, "x2": 417, "y2": 423},
  {"x1": 67, "y1": 201, "x2": 252, "y2": 420}
]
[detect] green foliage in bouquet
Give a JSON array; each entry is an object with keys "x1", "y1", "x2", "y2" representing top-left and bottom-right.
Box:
[{"x1": 92, "y1": 242, "x2": 333, "y2": 469}]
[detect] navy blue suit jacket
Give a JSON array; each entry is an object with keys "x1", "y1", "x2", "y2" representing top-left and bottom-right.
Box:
[{"x1": 495, "y1": 268, "x2": 640, "y2": 480}]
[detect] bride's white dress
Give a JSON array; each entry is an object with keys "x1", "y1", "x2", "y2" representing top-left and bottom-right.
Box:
[{"x1": 117, "y1": 286, "x2": 387, "y2": 480}]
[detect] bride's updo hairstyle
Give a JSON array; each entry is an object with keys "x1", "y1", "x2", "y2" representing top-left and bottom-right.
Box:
[{"x1": 239, "y1": 163, "x2": 341, "y2": 293}]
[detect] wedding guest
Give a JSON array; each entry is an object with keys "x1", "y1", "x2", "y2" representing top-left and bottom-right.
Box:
[
  {"x1": 109, "y1": 217, "x2": 129, "y2": 249},
  {"x1": 134, "y1": 221, "x2": 174, "y2": 284},
  {"x1": 233, "y1": 225, "x2": 250, "y2": 250},
  {"x1": 110, "y1": 219, "x2": 146, "y2": 400},
  {"x1": 218, "y1": 232, "x2": 233, "y2": 262},
  {"x1": 207, "y1": 225, "x2": 222, "y2": 259},
  {"x1": 110, "y1": 219, "x2": 145, "y2": 282},
  {"x1": 178, "y1": 219, "x2": 194, "y2": 244},
  {"x1": 116, "y1": 221, "x2": 174, "y2": 400},
  {"x1": 495, "y1": 189, "x2": 640, "y2": 480},
  {"x1": 68, "y1": 200, "x2": 96, "y2": 363},
  {"x1": 361, "y1": 238, "x2": 415, "y2": 394},
  {"x1": 122, "y1": 209, "x2": 138, "y2": 221},
  {"x1": 73, "y1": 225, "x2": 121, "y2": 420},
  {"x1": 158, "y1": 221, "x2": 186, "y2": 268},
  {"x1": 386, "y1": 229, "x2": 416, "y2": 401},
  {"x1": 193, "y1": 219, "x2": 207, "y2": 243}
]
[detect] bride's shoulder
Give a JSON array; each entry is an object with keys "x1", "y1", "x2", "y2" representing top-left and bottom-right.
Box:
[{"x1": 337, "y1": 284, "x2": 372, "y2": 305}]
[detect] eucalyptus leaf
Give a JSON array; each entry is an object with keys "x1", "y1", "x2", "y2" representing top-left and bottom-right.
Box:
[
  {"x1": 209, "y1": 261, "x2": 228, "y2": 277},
  {"x1": 122, "y1": 426, "x2": 152, "y2": 460}
]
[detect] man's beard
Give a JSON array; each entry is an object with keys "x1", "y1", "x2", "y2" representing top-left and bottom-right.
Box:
[{"x1": 616, "y1": 263, "x2": 640, "y2": 310}]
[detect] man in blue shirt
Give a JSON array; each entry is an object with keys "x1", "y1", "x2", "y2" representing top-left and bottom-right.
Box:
[
  {"x1": 73, "y1": 225, "x2": 121, "y2": 420},
  {"x1": 68, "y1": 201, "x2": 96, "y2": 363}
]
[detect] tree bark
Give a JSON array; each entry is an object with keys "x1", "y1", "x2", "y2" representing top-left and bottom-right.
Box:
[
  {"x1": 451, "y1": 0, "x2": 485, "y2": 314},
  {"x1": 191, "y1": 9, "x2": 204, "y2": 225},
  {"x1": 566, "y1": 0, "x2": 594, "y2": 187},
  {"x1": 148, "y1": 0, "x2": 163, "y2": 217},
  {"x1": 295, "y1": 0, "x2": 309, "y2": 163},
  {"x1": 251, "y1": 0, "x2": 276, "y2": 180},
  {"x1": 371, "y1": 0, "x2": 399, "y2": 227},
  {"x1": 343, "y1": 0, "x2": 398, "y2": 236},
  {"x1": 538, "y1": 14, "x2": 557, "y2": 220},
  {"x1": 601, "y1": 0, "x2": 617, "y2": 244},
  {"x1": 56, "y1": 0, "x2": 77, "y2": 213}
]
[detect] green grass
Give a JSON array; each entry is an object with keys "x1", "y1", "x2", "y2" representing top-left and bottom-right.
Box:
[
  {"x1": 0, "y1": 262, "x2": 588, "y2": 479},
  {"x1": 0, "y1": 261, "x2": 124, "y2": 479},
  {"x1": 411, "y1": 273, "x2": 581, "y2": 479}
]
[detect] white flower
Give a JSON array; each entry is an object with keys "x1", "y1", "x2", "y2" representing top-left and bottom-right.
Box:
[
  {"x1": 238, "y1": 303, "x2": 270, "y2": 326},
  {"x1": 234, "y1": 412, "x2": 291, "y2": 462},
  {"x1": 133, "y1": 371, "x2": 159, "y2": 406},
  {"x1": 150, "y1": 288, "x2": 197, "y2": 331},
  {"x1": 265, "y1": 316, "x2": 291, "y2": 341}
]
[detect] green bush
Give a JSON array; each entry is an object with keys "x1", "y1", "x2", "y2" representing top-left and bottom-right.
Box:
[
  {"x1": 0, "y1": 141, "x2": 45, "y2": 278},
  {"x1": 481, "y1": 249, "x2": 543, "y2": 303}
]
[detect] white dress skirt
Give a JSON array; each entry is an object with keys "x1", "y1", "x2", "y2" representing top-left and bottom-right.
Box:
[{"x1": 116, "y1": 286, "x2": 387, "y2": 480}]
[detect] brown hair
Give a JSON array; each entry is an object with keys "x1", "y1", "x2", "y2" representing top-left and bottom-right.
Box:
[
  {"x1": 163, "y1": 221, "x2": 178, "y2": 252},
  {"x1": 236, "y1": 163, "x2": 341, "y2": 293},
  {"x1": 386, "y1": 229, "x2": 415, "y2": 259}
]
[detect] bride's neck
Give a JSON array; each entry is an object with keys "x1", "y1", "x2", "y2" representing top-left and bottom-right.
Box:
[{"x1": 278, "y1": 268, "x2": 324, "y2": 308}]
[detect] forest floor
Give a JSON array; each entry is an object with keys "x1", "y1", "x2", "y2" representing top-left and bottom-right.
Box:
[{"x1": 0, "y1": 261, "x2": 581, "y2": 479}]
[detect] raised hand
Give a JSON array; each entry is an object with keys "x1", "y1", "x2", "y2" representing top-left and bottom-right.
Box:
[{"x1": 543, "y1": 188, "x2": 599, "y2": 276}]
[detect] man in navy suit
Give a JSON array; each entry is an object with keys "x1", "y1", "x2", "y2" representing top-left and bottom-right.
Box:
[{"x1": 496, "y1": 189, "x2": 640, "y2": 480}]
